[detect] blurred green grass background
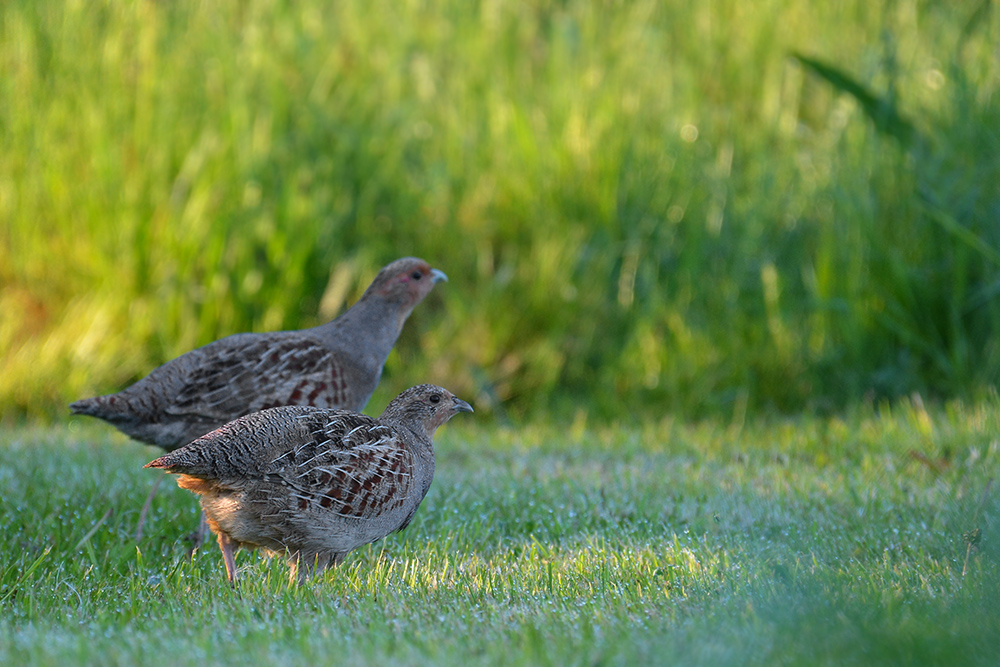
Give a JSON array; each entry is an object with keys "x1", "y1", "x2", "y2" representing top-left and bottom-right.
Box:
[{"x1": 2, "y1": 0, "x2": 999, "y2": 421}]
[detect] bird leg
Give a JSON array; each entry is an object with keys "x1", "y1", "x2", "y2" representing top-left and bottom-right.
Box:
[
  {"x1": 134, "y1": 475, "x2": 164, "y2": 541},
  {"x1": 217, "y1": 532, "x2": 239, "y2": 586}
]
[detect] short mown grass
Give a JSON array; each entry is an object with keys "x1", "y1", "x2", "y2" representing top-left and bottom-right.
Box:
[{"x1": 1, "y1": 396, "x2": 997, "y2": 665}]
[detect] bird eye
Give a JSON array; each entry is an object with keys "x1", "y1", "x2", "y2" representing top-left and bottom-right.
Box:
[
  {"x1": 429, "y1": 394, "x2": 441, "y2": 404},
  {"x1": 411, "y1": 270, "x2": 423, "y2": 280}
]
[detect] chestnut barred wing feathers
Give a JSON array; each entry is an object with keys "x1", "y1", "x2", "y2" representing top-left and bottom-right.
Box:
[
  {"x1": 165, "y1": 335, "x2": 352, "y2": 421},
  {"x1": 271, "y1": 411, "x2": 416, "y2": 521},
  {"x1": 262, "y1": 410, "x2": 381, "y2": 472},
  {"x1": 68, "y1": 334, "x2": 352, "y2": 449}
]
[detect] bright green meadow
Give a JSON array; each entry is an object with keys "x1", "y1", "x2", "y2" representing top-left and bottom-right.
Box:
[
  {"x1": 2, "y1": 399, "x2": 999, "y2": 665},
  {"x1": 2, "y1": 0, "x2": 999, "y2": 420},
  {"x1": 2, "y1": 0, "x2": 1000, "y2": 664}
]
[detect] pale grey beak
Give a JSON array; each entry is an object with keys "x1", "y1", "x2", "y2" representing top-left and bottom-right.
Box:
[
  {"x1": 431, "y1": 268, "x2": 448, "y2": 283},
  {"x1": 453, "y1": 397, "x2": 474, "y2": 413}
]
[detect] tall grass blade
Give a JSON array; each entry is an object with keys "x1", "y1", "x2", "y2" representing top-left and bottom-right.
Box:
[{"x1": 791, "y1": 52, "x2": 920, "y2": 147}]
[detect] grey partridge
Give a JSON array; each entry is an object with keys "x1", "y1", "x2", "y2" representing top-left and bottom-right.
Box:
[
  {"x1": 145, "y1": 384, "x2": 473, "y2": 585},
  {"x1": 71, "y1": 257, "x2": 447, "y2": 450}
]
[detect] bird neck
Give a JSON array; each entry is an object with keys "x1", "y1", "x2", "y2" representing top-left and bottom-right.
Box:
[
  {"x1": 313, "y1": 294, "x2": 411, "y2": 362},
  {"x1": 398, "y1": 424, "x2": 437, "y2": 488}
]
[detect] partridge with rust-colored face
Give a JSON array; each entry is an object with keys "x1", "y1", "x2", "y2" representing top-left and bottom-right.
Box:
[
  {"x1": 70, "y1": 257, "x2": 447, "y2": 451},
  {"x1": 146, "y1": 384, "x2": 473, "y2": 585}
]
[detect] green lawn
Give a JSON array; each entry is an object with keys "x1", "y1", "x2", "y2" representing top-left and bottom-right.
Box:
[{"x1": 2, "y1": 398, "x2": 997, "y2": 665}]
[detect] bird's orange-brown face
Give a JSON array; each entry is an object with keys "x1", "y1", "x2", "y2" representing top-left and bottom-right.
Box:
[{"x1": 378, "y1": 259, "x2": 447, "y2": 305}]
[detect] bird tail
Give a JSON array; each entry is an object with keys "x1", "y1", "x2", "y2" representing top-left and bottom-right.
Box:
[
  {"x1": 69, "y1": 397, "x2": 102, "y2": 416},
  {"x1": 144, "y1": 444, "x2": 213, "y2": 475},
  {"x1": 144, "y1": 454, "x2": 173, "y2": 470},
  {"x1": 69, "y1": 394, "x2": 132, "y2": 421},
  {"x1": 145, "y1": 454, "x2": 225, "y2": 497},
  {"x1": 145, "y1": 448, "x2": 198, "y2": 471}
]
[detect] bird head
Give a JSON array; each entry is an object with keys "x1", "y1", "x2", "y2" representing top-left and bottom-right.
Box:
[
  {"x1": 380, "y1": 384, "x2": 473, "y2": 440},
  {"x1": 364, "y1": 257, "x2": 447, "y2": 311}
]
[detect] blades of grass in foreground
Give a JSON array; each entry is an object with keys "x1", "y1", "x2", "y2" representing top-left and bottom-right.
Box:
[
  {"x1": 73, "y1": 507, "x2": 114, "y2": 552},
  {"x1": 963, "y1": 477, "x2": 993, "y2": 577},
  {"x1": 0, "y1": 547, "x2": 52, "y2": 605}
]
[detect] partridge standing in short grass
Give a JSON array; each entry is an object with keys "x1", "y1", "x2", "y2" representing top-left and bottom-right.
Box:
[
  {"x1": 70, "y1": 257, "x2": 447, "y2": 537},
  {"x1": 146, "y1": 384, "x2": 473, "y2": 585}
]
